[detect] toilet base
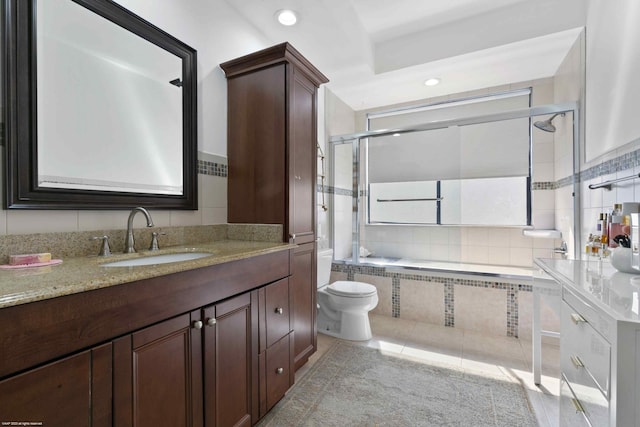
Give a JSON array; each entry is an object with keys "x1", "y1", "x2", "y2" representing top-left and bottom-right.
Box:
[{"x1": 317, "y1": 309, "x2": 373, "y2": 341}]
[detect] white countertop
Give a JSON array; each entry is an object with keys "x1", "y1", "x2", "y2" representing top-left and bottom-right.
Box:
[{"x1": 535, "y1": 258, "x2": 640, "y2": 324}]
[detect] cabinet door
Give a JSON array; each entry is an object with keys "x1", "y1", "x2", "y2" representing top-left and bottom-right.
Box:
[
  {"x1": 203, "y1": 292, "x2": 258, "y2": 427},
  {"x1": 113, "y1": 311, "x2": 203, "y2": 427},
  {"x1": 227, "y1": 64, "x2": 286, "y2": 225},
  {"x1": 0, "y1": 343, "x2": 112, "y2": 427},
  {"x1": 291, "y1": 242, "x2": 317, "y2": 370},
  {"x1": 288, "y1": 67, "x2": 317, "y2": 245}
]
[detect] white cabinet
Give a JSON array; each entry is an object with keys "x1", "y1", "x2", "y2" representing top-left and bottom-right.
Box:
[{"x1": 535, "y1": 258, "x2": 640, "y2": 427}]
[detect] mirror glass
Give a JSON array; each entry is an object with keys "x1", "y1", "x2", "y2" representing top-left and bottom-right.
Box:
[
  {"x1": 37, "y1": 0, "x2": 183, "y2": 195},
  {"x1": 5, "y1": 0, "x2": 197, "y2": 209}
]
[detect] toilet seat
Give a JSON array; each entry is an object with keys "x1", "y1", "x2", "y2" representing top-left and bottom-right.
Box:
[{"x1": 326, "y1": 281, "x2": 377, "y2": 298}]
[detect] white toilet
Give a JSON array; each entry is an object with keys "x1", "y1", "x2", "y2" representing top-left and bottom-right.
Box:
[{"x1": 317, "y1": 248, "x2": 378, "y2": 341}]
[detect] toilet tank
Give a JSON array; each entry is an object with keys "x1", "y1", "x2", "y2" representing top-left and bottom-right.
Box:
[{"x1": 317, "y1": 248, "x2": 334, "y2": 288}]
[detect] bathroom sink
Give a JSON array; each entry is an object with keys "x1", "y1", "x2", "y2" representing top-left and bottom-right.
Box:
[{"x1": 101, "y1": 252, "x2": 214, "y2": 267}]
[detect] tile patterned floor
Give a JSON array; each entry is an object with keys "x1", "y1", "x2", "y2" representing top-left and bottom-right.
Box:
[{"x1": 296, "y1": 314, "x2": 560, "y2": 427}]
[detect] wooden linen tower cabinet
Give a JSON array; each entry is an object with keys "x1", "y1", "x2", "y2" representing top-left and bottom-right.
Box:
[{"x1": 221, "y1": 43, "x2": 329, "y2": 371}]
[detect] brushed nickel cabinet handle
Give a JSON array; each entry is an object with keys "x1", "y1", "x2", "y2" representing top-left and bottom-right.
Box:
[
  {"x1": 570, "y1": 355, "x2": 584, "y2": 368},
  {"x1": 276, "y1": 367, "x2": 284, "y2": 375},
  {"x1": 275, "y1": 307, "x2": 284, "y2": 315},
  {"x1": 289, "y1": 233, "x2": 296, "y2": 243},
  {"x1": 571, "y1": 398, "x2": 585, "y2": 413},
  {"x1": 206, "y1": 317, "x2": 216, "y2": 327},
  {"x1": 192, "y1": 320, "x2": 203, "y2": 329},
  {"x1": 570, "y1": 313, "x2": 586, "y2": 324}
]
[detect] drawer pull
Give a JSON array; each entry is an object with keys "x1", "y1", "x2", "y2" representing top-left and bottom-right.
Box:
[
  {"x1": 571, "y1": 398, "x2": 585, "y2": 413},
  {"x1": 276, "y1": 367, "x2": 284, "y2": 375},
  {"x1": 570, "y1": 313, "x2": 587, "y2": 324},
  {"x1": 570, "y1": 355, "x2": 584, "y2": 368},
  {"x1": 192, "y1": 320, "x2": 203, "y2": 330},
  {"x1": 275, "y1": 307, "x2": 284, "y2": 315},
  {"x1": 206, "y1": 317, "x2": 216, "y2": 327}
]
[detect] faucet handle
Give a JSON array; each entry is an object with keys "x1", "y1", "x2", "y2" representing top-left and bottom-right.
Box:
[
  {"x1": 149, "y1": 232, "x2": 166, "y2": 251},
  {"x1": 91, "y1": 236, "x2": 112, "y2": 257}
]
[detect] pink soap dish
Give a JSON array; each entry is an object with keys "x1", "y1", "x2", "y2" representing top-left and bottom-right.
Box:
[{"x1": 0, "y1": 259, "x2": 63, "y2": 270}]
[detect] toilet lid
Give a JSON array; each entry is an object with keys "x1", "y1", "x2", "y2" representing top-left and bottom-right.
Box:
[{"x1": 326, "y1": 281, "x2": 377, "y2": 297}]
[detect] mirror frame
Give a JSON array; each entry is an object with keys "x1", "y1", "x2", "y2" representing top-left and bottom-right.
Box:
[{"x1": 4, "y1": 0, "x2": 198, "y2": 209}]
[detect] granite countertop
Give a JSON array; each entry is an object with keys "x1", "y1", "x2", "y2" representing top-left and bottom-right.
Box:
[{"x1": 0, "y1": 240, "x2": 294, "y2": 310}]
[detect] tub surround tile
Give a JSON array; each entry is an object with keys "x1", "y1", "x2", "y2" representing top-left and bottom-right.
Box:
[
  {"x1": 454, "y1": 285, "x2": 508, "y2": 336},
  {"x1": 399, "y1": 279, "x2": 445, "y2": 325},
  {"x1": 333, "y1": 261, "x2": 532, "y2": 338},
  {"x1": 354, "y1": 273, "x2": 392, "y2": 317}
]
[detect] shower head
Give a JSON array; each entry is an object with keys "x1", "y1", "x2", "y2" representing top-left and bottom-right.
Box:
[{"x1": 534, "y1": 113, "x2": 565, "y2": 133}]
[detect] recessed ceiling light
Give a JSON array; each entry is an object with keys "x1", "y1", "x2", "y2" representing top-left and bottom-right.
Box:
[
  {"x1": 276, "y1": 9, "x2": 298, "y2": 26},
  {"x1": 424, "y1": 78, "x2": 441, "y2": 86}
]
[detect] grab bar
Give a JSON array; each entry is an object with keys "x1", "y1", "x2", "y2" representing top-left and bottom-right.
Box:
[
  {"x1": 376, "y1": 197, "x2": 443, "y2": 202},
  {"x1": 589, "y1": 173, "x2": 640, "y2": 190}
]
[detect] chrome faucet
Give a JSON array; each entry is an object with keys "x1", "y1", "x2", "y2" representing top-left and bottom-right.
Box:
[
  {"x1": 554, "y1": 240, "x2": 568, "y2": 259},
  {"x1": 124, "y1": 207, "x2": 154, "y2": 253}
]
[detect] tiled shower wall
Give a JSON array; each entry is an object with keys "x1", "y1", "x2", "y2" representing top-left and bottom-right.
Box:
[{"x1": 325, "y1": 78, "x2": 571, "y2": 268}]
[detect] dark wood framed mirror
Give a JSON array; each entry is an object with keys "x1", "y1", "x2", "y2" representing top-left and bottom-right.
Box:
[{"x1": 4, "y1": 0, "x2": 198, "y2": 209}]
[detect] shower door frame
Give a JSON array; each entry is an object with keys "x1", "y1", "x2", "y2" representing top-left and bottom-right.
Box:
[{"x1": 329, "y1": 101, "x2": 581, "y2": 264}]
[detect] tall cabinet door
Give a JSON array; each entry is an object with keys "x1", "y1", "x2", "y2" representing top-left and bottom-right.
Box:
[
  {"x1": 227, "y1": 64, "x2": 286, "y2": 226},
  {"x1": 288, "y1": 67, "x2": 317, "y2": 246},
  {"x1": 113, "y1": 311, "x2": 203, "y2": 427},
  {"x1": 291, "y1": 242, "x2": 317, "y2": 370},
  {"x1": 203, "y1": 292, "x2": 258, "y2": 427}
]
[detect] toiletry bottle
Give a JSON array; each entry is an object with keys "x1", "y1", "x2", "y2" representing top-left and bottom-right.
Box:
[
  {"x1": 586, "y1": 234, "x2": 593, "y2": 257},
  {"x1": 601, "y1": 213, "x2": 608, "y2": 246},
  {"x1": 591, "y1": 235, "x2": 601, "y2": 257},
  {"x1": 609, "y1": 204, "x2": 623, "y2": 248},
  {"x1": 597, "y1": 213, "x2": 603, "y2": 233}
]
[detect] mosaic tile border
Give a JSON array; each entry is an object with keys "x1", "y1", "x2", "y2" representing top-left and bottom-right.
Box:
[
  {"x1": 197, "y1": 159, "x2": 228, "y2": 177},
  {"x1": 332, "y1": 262, "x2": 532, "y2": 338},
  {"x1": 533, "y1": 144, "x2": 640, "y2": 191}
]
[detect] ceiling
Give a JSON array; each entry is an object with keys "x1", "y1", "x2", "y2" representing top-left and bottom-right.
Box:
[{"x1": 223, "y1": 0, "x2": 586, "y2": 111}]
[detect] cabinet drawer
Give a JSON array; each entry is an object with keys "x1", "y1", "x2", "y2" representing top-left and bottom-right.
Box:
[
  {"x1": 265, "y1": 334, "x2": 292, "y2": 411},
  {"x1": 561, "y1": 300, "x2": 611, "y2": 397},
  {"x1": 265, "y1": 278, "x2": 291, "y2": 348},
  {"x1": 560, "y1": 374, "x2": 608, "y2": 427},
  {"x1": 563, "y1": 287, "x2": 614, "y2": 341}
]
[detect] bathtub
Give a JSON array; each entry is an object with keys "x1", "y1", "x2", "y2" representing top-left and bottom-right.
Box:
[{"x1": 330, "y1": 257, "x2": 550, "y2": 338}]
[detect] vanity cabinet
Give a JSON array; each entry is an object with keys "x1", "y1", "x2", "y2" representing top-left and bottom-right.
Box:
[
  {"x1": 0, "y1": 249, "x2": 292, "y2": 427},
  {"x1": 535, "y1": 258, "x2": 640, "y2": 427},
  {"x1": 0, "y1": 343, "x2": 112, "y2": 427},
  {"x1": 221, "y1": 43, "x2": 328, "y2": 371}
]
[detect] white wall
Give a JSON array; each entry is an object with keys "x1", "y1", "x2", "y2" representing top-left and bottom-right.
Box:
[
  {"x1": 584, "y1": 0, "x2": 640, "y2": 162},
  {"x1": 0, "y1": 1, "x2": 271, "y2": 235},
  {"x1": 578, "y1": 0, "x2": 640, "y2": 256}
]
